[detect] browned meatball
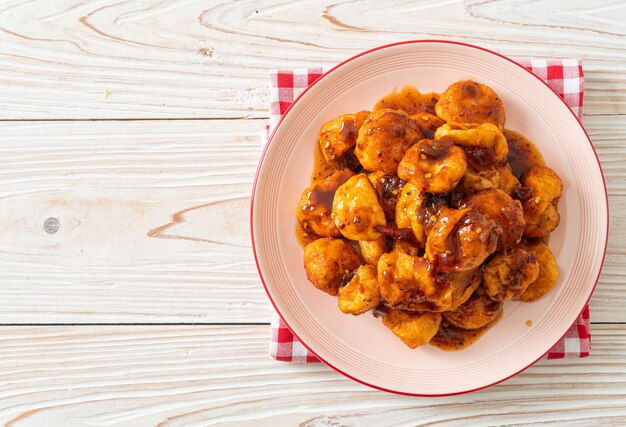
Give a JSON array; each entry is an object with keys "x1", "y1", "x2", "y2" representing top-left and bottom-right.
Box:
[
  {"x1": 483, "y1": 248, "x2": 540, "y2": 301},
  {"x1": 410, "y1": 112, "x2": 446, "y2": 139},
  {"x1": 435, "y1": 122, "x2": 508, "y2": 163},
  {"x1": 498, "y1": 165, "x2": 522, "y2": 195},
  {"x1": 460, "y1": 188, "x2": 525, "y2": 250},
  {"x1": 355, "y1": 109, "x2": 421, "y2": 173},
  {"x1": 443, "y1": 293, "x2": 503, "y2": 330},
  {"x1": 359, "y1": 238, "x2": 387, "y2": 265},
  {"x1": 457, "y1": 164, "x2": 520, "y2": 197},
  {"x1": 397, "y1": 138, "x2": 467, "y2": 193},
  {"x1": 425, "y1": 208, "x2": 501, "y2": 272},
  {"x1": 338, "y1": 265, "x2": 380, "y2": 315},
  {"x1": 393, "y1": 240, "x2": 421, "y2": 257},
  {"x1": 435, "y1": 80, "x2": 505, "y2": 129},
  {"x1": 395, "y1": 182, "x2": 427, "y2": 246},
  {"x1": 377, "y1": 251, "x2": 453, "y2": 311},
  {"x1": 303, "y1": 238, "x2": 362, "y2": 296},
  {"x1": 376, "y1": 307, "x2": 442, "y2": 348},
  {"x1": 332, "y1": 173, "x2": 387, "y2": 241},
  {"x1": 519, "y1": 242, "x2": 559, "y2": 302},
  {"x1": 296, "y1": 169, "x2": 354, "y2": 237},
  {"x1": 444, "y1": 268, "x2": 483, "y2": 311},
  {"x1": 396, "y1": 191, "x2": 449, "y2": 247},
  {"x1": 367, "y1": 172, "x2": 406, "y2": 221},
  {"x1": 521, "y1": 166, "x2": 563, "y2": 237},
  {"x1": 318, "y1": 111, "x2": 370, "y2": 167}
]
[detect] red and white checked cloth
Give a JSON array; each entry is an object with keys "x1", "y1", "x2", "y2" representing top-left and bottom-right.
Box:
[{"x1": 265, "y1": 59, "x2": 590, "y2": 362}]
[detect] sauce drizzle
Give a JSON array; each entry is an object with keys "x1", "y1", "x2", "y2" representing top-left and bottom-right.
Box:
[{"x1": 504, "y1": 129, "x2": 545, "y2": 178}]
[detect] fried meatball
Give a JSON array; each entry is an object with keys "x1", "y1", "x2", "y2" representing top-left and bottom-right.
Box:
[
  {"x1": 395, "y1": 182, "x2": 427, "y2": 246},
  {"x1": 359, "y1": 237, "x2": 387, "y2": 265},
  {"x1": 498, "y1": 165, "x2": 521, "y2": 195},
  {"x1": 303, "y1": 238, "x2": 362, "y2": 295},
  {"x1": 397, "y1": 139, "x2": 467, "y2": 193},
  {"x1": 355, "y1": 109, "x2": 421, "y2": 173},
  {"x1": 296, "y1": 169, "x2": 354, "y2": 237},
  {"x1": 367, "y1": 171, "x2": 386, "y2": 195},
  {"x1": 410, "y1": 112, "x2": 446, "y2": 139},
  {"x1": 377, "y1": 307, "x2": 442, "y2": 348},
  {"x1": 483, "y1": 248, "x2": 540, "y2": 301},
  {"x1": 377, "y1": 251, "x2": 453, "y2": 311},
  {"x1": 519, "y1": 242, "x2": 559, "y2": 302},
  {"x1": 338, "y1": 265, "x2": 380, "y2": 315},
  {"x1": 443, "y1": 293, "x2": 503, "y2": 330},
  {"x1": 435, "y1": 122, "x2": 508, "y2": 163},
  {"x1": 521, "y1": 166, "x2": 563, "y2": 237},
  {"x1": 393, "y1": 240, "x2": 421, "y2": 257},
  {"x1": 368, "y1": 172, "x2": 406, "y2": 221},
  {"x1": 435, "y1": 80, "x2": 505, "y2": 129},
  {"x1": 460, "y1": 188, "x2": 525, "y2": 249},
  {"x1": 458, "y1": 164, "x2": 520, "y2": 196},
  {"x1": 332, "y1": 173, "x2": 387, "y2": 241},
  {"x1": 444, "y1": 268, "x2": 483, "y2": 311},
  {"x1": 397, "y1": 268, "x2": 482, "y2": 313},
  {"x1": 425, "y1": 208, "x2": 501, "y2": 272},
  {"x1": 319, "y1": 111, "x2": 370, "y2": 167}
]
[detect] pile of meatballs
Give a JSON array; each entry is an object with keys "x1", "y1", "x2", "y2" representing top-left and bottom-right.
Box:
[{"x1": 296, "y1": 80, "x2": 562, "y2": 350}]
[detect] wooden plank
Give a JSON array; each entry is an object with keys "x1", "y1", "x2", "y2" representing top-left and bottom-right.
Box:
[
  {"x1": 0, "y1": 0, "x2": 624, "y2": 119},
  {"x1": 0, "y1": 324, "x2": 622, "y2": 425},
  {"x1": 0, "y1": 117, "x2": 623, "y2": 323},
  {"x1": 0, "y1": 119, "x2": 268, "y2": 323}
]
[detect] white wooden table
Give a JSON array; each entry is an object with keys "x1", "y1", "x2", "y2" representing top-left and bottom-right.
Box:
[{"x1": 0, "y1": 1, "x2": 625, "y2": 425}]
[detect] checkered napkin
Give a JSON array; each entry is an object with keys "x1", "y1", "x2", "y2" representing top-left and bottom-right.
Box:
[{"x1": 265, "y1": 59, "x2": 589, "y2": 362}]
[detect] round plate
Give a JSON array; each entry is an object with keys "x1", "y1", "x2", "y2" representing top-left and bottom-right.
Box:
[{"x1": 251, "y1": 40, "x2": 608, "y2": 396}]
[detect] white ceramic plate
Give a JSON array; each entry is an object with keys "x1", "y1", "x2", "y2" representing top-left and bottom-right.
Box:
[{"x1": 251, "y1": 40, "x2": 608, "y2": 396}]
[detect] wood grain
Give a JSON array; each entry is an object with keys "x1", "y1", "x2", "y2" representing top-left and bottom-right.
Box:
[
  {"x1": 0, "y1": 324, "x2": 621, "y2": 426},
  {"x1": 0, "y1": 119, "x2": 267, "y2": 323},
  {"x1": 0, "y1": 117, "x2": 623, "y2": 323},
  {"x1": 0, "y1": 0, "x2": 624, "y2": 119}
]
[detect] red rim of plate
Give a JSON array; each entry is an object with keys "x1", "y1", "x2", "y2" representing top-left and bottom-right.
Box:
[{"x1": 250, "y1": 39, "x2": 609, "y2": 397}]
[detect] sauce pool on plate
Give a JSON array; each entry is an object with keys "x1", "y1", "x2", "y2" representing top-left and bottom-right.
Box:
[
  {"x1": 374, "y1": 86, "x2": 440, "y2": 115},
  {"x1": 430, "y1": 312, "x2": 503, "y2": 351},
  {"x1": 311, "y1": 143, "x2": 336, "y2": 182}
]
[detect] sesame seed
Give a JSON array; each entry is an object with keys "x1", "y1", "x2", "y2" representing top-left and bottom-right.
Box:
[
  {"x1": 430, "y1": 215, "x2": 437, "y2": 222},
  {"x1": 535, "y1": 197, "x2": 542, "y2": 203},
  {"x1": 420, "y1": 154, "x2": 427, "y2": 160},
  {"x1": 324, "y1": 141, "x2": 330, "y2": 148},
  {"x1": 425, "y1": 173, "x2": 432, "y2": 178},
  {"x1": 476, "y1": 227, "x2": 482, "y2": 233}
]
